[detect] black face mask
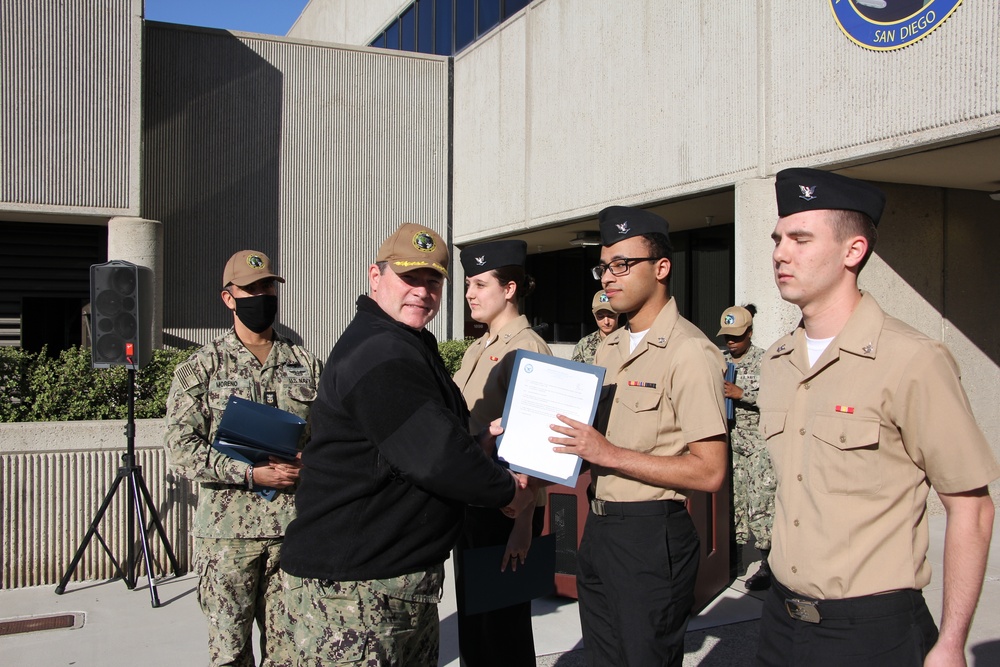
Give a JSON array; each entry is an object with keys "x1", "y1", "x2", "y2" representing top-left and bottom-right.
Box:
[{"x1": 233, "y1": 295, "x2": 278, "y2": 333}]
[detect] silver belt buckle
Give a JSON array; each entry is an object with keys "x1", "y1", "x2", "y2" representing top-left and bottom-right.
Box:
[
  {"x1": 785, "y1": 598, "x2": 822, "y2": 624},
  {"x1": 590, "y1": 499, "x2": 606, "y2": 516}
]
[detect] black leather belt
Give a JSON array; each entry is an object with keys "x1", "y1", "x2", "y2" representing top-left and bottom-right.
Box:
[
  {"x1": 774, "y1": 578, "x2": 922, "y2": 624},
  {"x1": 589, "y1": 498, "x2": 685, "y2": 517}
]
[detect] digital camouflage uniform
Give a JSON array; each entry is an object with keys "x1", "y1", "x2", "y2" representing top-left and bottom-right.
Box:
[
  {"x1": 286, "y1": 567, "x2": 444, "y2": 667},
  {"x1": 571, "y1": 330, "x2": 604, "y2": 364},
  {"x1": 725, "y1": 344, "x2": 775, "y2": 550},
  {"x1": 165, "y1": 329, "x2": 322, "y2": 667}
]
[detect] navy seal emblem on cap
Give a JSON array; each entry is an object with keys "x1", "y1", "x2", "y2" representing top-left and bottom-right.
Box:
[{"x1": 413, "y1": 232, "x2": 435, "y2": 252}]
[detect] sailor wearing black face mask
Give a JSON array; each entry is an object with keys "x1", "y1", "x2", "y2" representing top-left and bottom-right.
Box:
[{"x1": 164, "y1": 249, "x2": 324, "y2": 667}]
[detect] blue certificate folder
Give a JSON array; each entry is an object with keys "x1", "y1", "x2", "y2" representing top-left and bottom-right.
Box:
[
  {"x1": 212, "y1": 396, "x2": 305, "y2": 501},
  {"x1": 461, "y1": 534, "x2": 556, "y2": 615},
  {"x1": 724, "y1": 362, "x2": 736, "y2": 421},
  {"x1": 496, "y1": 350, "x2": 605, "y2": 488}
]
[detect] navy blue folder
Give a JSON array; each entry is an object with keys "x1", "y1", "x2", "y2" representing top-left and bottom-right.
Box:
[
  {"x1": 212, "y1": 395, "x2": 305, "y2": 501},
  {"x1": 461, "y1": 533, "x2": 556, "y2": 615}
]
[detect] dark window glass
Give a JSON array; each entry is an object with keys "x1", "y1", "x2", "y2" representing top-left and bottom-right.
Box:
[
  {"x1": 371, "y1": 32, "x2": 386, "y2": 48},
  {"x1": 417, "y1": 0, "x2": 435, "y2": 53},
  {"x1": 503, "y1": 0, "x2": 530, "y2": 19},
  {"x1": 400, "y1": 6, "x2": 416, "y2": 51},
  {"x1": 385, "y1": 20, "x2": 400, "y2": 50},
  {"x1": 478, "y1": 0, "x2": 500, "y2": 36},
  {"x1": 434, "y1": 0, "x2": 453, "y2": 55},
  {"x1": 455, "y1": 0, "x2": 475, "y2": 51}
]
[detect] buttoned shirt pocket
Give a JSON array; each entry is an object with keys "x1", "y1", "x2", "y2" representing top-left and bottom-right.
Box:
[
  {"x1": 615, "y1": 385, "x2": 662, "y2": 453},
  {"x1": 810, "y1": 413, "x2": 881, "y2": 496}
]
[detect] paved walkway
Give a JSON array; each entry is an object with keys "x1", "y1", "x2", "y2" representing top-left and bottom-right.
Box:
[{"x1": 2, "y1": 515, "x2": 998, "y2": 666}]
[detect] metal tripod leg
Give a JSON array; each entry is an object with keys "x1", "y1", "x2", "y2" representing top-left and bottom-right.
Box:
[{"x1": 55, "y1": 470, "x2": 128, "y2": 595}]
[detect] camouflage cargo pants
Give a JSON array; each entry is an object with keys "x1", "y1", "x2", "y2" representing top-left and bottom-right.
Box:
[
  {"x1": 285, "y1": 568, "x2": 442, "y2": 667},
  {"x1": 732, "y1": 436, "x2": 776, "y2": 550},
  {"x1": 194, "y1": 536, "x2": 294, "y2": 667}
]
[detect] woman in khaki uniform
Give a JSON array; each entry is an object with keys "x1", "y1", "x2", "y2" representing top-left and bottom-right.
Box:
[{"x1": 451, "y1": 240, "x2": 550, "y2": 667}]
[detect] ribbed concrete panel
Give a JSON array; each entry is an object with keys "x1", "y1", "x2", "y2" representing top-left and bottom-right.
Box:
[
  {"x1": 144, "y1": 25, "x2": 449, "y2": 356},
  {"x1": 454, "y1": 0, "x2": 760, "y2": 236},
  {"x1": 767, "y1": 1, "x2": 1000, "y2": 168},
  {"x1": 0, "y1": 0, "x2": 141, "y2": 217},
  {"x1": 1, "y1": 447, "x2": 196, "y2": 589},
  {"x1": 289, "y1": 0, "x2": 410, "y2": 44}
]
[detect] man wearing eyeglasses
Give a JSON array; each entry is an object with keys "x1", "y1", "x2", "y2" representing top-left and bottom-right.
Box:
[{"x1": 550, "y1": 206, "x2": 728, "y2": 667}]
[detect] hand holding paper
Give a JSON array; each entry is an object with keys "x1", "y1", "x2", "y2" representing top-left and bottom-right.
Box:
[{"x1": 549, "y1": 413, "x2": 617, "y2": 467}]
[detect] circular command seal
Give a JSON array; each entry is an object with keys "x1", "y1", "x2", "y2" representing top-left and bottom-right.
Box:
[{"x1": 830, "y1": 0, "x2": 963, "y2": 51}]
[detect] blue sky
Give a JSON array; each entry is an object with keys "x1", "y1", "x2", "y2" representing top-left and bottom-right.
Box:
[{"x1": 144, "y1": 0, "x2": 312, "y2": 36}]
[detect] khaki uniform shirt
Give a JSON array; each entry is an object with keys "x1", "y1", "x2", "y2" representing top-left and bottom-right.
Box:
[
  {"x1": 453, "y1": 315, "x2": 551, "y2": 506},
  {"x1": 452, "y1": 314, "x2": 552, "y2": 435},
  {"x1": 759, "y1": 293, "x2": 1000, "y2": 599},
  {"x1": 594, "y1": 299, "x2": 727, "y2": 502},
  {"x1": 164, "y1": 329, "x2": 323, "y2": 539}
]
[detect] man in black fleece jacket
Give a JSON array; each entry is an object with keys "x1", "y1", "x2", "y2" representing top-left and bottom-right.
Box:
[{"x1": 281, "y1": 223, "x2": 531, "y2": 666}]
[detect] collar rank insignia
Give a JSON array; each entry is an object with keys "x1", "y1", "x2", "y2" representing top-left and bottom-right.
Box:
[
  {"x1": 776, "y1": 344, "x2": 786, "y2": 353},
  {"x1": 798, "y1": 185, "x2": 817, "y2": 201},
  {"x1": 657, "y1": 337, "x2": 665, "y2": 344},
  {"x1": 863, "y1": 343, "x2": 873, "y2": 354}
]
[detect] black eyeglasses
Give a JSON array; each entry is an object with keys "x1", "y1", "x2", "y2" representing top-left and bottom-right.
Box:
[{"x1": 591, "y1": 257, "x2": 659, "y2": 280}]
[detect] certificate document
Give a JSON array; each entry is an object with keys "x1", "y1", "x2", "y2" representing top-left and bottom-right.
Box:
[{"x1": 497, "y1": 350, "x2": 605, "y2": 486}]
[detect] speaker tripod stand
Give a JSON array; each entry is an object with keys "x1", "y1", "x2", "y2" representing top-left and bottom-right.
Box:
[{"x1": 55, "y1": 368, "x2": 182, "y2": 608}]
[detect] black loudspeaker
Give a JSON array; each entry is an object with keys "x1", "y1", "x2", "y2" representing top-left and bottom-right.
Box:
[{"x1": 90, "y1": 260, "x2": 153, "y2": 369}]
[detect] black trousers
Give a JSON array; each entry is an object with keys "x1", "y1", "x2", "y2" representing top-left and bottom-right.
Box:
[
  {"x1": 576, "y1": 503, "x2": 700, "y2": 667},
  {"x1": 756, "y1": 578, "x2": 939, "y2": 667},
  {"x1": 454, "y1": 505, "x2": 546, "y2": 667}
]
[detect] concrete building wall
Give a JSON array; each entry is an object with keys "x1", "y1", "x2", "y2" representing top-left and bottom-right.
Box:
[
  {"x1": 288, "y1": 0, "x2": 408, "y2": 44},
  {"x1": 0, "y1": 0, "x2": 142, "y2": 221},
  {"x1": 0, "y1": 420, "x2": 189, "y2": 588},
  {"x1": 452, "y1": 0, "x2": 1000, "y2": 236},
  {"x1": 453, "y1": 1, "x2": 761, "y2": 239},
  {"x1": 766, "y1": 3, "x2": 1000, "y2": 171},
  {"x1": 142, "y1": 24, "x2": 452, "y2": 355}
]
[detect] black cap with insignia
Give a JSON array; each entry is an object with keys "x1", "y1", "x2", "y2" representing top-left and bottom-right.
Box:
[
  {"x1": 460, "y1": 240, "x2": 527, "y2": 277},
  {"x1": 598, "y1": 206, "x2": 672, "y2": 250},
  {"x1": 775, "y1": 168, "x2": 886, "y2": 226}
]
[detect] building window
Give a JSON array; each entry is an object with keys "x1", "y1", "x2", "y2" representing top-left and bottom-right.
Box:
[{"x1": 372, "y1": 0, "x2": 533, "y2": 56}]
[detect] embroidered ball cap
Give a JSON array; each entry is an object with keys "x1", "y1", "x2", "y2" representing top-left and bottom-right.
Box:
[
  {"x1": 376, "y1": 223, "x2": 450, "y2": 278},
  {"x1": 591, "y1": 290, "x2": 616, "y2": 314},
  {"x1": 598, "y1": 205, "x2": 672, "y2": 251},
  {"x1": 717, "y1": 306, "x2": 753, "y2": 336},
  {"x1": 222, "y1": 250, "x2": 285, "y2": 288},
  {"x1": 775, "y1": 168, "x2": 886, "y2": 226},
  {"x1": 460, "y1": 240, "x2": 527, "y2": 277}
]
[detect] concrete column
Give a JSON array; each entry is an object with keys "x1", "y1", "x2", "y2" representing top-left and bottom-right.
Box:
[
  {"x1": 733, "y1": 178, "x2": 798, "y2": 350},
  {"x1": 108, "y1": 217, "x2": 163, "y2": 349}
]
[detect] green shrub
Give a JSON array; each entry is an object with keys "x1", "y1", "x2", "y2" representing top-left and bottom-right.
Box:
[
  {"x1": 0, "y1": 346, "x2": 194, "y2": 422},
  {"x1": 1, "y1": 339, "x2": 475, "y2": 421},
  {"x1": 438, "y1": 338, "x2": 474, "y2": 376}
]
